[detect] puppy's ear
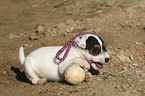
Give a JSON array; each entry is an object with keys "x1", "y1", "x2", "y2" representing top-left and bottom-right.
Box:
[{"x1": 74, "y1": 35, "x2": 88, "y2": 49}]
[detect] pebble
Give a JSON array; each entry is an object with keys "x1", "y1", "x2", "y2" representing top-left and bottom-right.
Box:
[
  {"x1": 136, "y1": 41, "x2": 143, "y2": 45},
  {"x1": 38, "y1": 25, "x2": 45, "y2": 32},
  {"x1": 129, "y1": 55, "x2": 134, "y2": 61},
  {"x1": 117, "y1": 55, "x2": 132, "y2": 63},
  {"x1": 66, "y1": 27, "x2": 75, "y2": 32},
  {"x1": 2, "y1": 71, "x2": 7, "y2": 75},
  {"x1": 123, "y1": 67, "x2": 127, "y2": 70},
  {"x1": 9, "y1": 34, "x2": 18, "y2": 39},
  {"x1": 132, "y1": 63, "x2": 139, "y2": 66}
]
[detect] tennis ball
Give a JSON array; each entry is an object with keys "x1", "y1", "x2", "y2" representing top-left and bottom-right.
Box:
[{"x1": 64, "y1": 64, "x2": 85, "y2": 84}]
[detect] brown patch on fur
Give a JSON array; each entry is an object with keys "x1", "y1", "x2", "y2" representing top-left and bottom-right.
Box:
[
  {"x1": 84, "y1": 49, "x2": 90, "y2": 53},
  {"x1": 94, "y1": 44, "x2": 100, "y2": 49},
  {"x1": 89, "y1": 44, "x2": 101, "y2": 56},
  {"x1": 85, "y1": 44, "x2": 101, "y2": 56}
]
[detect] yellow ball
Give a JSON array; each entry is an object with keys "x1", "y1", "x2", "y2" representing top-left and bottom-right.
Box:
[{"x1": 64, "y1": 64, "x2": 85, "y2": 84}]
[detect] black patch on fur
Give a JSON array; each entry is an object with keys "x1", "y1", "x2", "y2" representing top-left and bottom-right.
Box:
[
  {"x1": 85, "y1": 36, "x2": 101, "y2": 55},
  {"x1": 98, "y1": 36, "x2": 107, "y2": 52}
]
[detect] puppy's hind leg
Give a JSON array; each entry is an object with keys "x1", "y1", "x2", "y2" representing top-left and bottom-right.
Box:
[{"x1": 24, "y1": 60, "x2": 47, "y2": 85}]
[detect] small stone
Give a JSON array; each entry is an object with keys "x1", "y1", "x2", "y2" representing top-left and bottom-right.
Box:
[
  {"x1": 132, "y1": 63, "x2": 139, "y2": 66},
  {"x1": 9, "y1": 34, "x2": 18, "y2": 39},
  {"x1": 66, "y1": 27, "x2": 75, "y2": 32},
  {"x1": 129, "y1": 55, "x2": 134, "y2": 61},
  {"x1": 123, "y1": 67, "x2": 127, "y2": 70},
  {"x1": 136, "y1": 41, "x2": 143, "y2": 45},
  {"x1": 2, "y1": 71, "x2": 7, "y2": 75},
  {"x1": 117, "y1": 55, "x2": 132, "y2": 63},
  {"x1": 24, "y1": 43, "x2": 29, "y2": 47},
  {"x1": 38, "y1": 25, "x2": 45, "y2": 32}
]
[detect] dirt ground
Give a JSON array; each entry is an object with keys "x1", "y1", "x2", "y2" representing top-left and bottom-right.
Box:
[{"x1": 0, "y1": 0, "x2": 145, "y2": 96}]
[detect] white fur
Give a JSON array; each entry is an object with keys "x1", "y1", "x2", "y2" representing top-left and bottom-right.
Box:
[{"x1": 19, "y1": 34, "x2": 109, "y2": 84}]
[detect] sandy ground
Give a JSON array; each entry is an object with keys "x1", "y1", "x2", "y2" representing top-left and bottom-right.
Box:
[{"x1": 0, "y1": 0, "x2": 145, "y2": 96}]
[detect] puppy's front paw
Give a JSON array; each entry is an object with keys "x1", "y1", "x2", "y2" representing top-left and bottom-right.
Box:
[
  {"x1": 82, "y1": 63, "x2": 90, "y2": 70},
  {"x1": 85, "y1": 72, "x2": 92, "y2": 82},
  {"x1": 79, "y1": 61, "x2": 90, "y2": 70}
]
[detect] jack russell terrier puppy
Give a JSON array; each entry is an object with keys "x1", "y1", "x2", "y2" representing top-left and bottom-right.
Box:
[{"x1": 19, "y1": 33, "x2": 109, "y2": 84}]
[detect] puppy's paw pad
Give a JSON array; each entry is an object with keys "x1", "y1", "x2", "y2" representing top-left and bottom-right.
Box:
[{"x1": 85, "y1": 72, "x2": 92, "y2": 82}]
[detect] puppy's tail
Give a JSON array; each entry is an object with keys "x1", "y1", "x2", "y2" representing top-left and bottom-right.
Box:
[{"x1": 19, "y1": 46, "x2": 25, "y2": 65}]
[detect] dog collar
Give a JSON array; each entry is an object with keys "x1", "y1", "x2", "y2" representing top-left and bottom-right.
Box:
[{"x1": 56, "y1": 32, "x2": 92, "y2": 61}]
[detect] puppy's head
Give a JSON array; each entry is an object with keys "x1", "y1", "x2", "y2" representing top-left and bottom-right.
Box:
[{"x1": 75, "y1": 34, "x2": 109, "y2": 70}]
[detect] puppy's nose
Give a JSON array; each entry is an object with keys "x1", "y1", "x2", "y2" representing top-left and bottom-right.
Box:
[{"x1": 105, "y1": 58, "x2": 109, "y2": 63}]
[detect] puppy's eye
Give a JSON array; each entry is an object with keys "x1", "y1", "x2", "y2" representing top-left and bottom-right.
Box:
[
  {"x1": 90, "y1": 47, "x2": 100, "y2": 55},
  {"x1": 92, "y1": 48, "x2": 98, "y2": 53}
]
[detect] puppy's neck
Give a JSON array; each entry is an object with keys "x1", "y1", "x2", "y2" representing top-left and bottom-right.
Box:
[{"x1": 72, "y1": 44, "x2": 87, "y2": 60}]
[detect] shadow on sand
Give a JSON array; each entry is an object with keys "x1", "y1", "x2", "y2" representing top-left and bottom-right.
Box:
[{"x1": 11, "y1": 66, "x2": 31, "y2": 84}]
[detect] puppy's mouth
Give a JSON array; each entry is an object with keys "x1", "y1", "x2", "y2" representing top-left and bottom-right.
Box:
[
  {"x1": 93, "y1": 62, "x2": 103, "y2": 69},
  {"x1": 88, "y1": 60, "x2": 103, "y2": 69}
]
